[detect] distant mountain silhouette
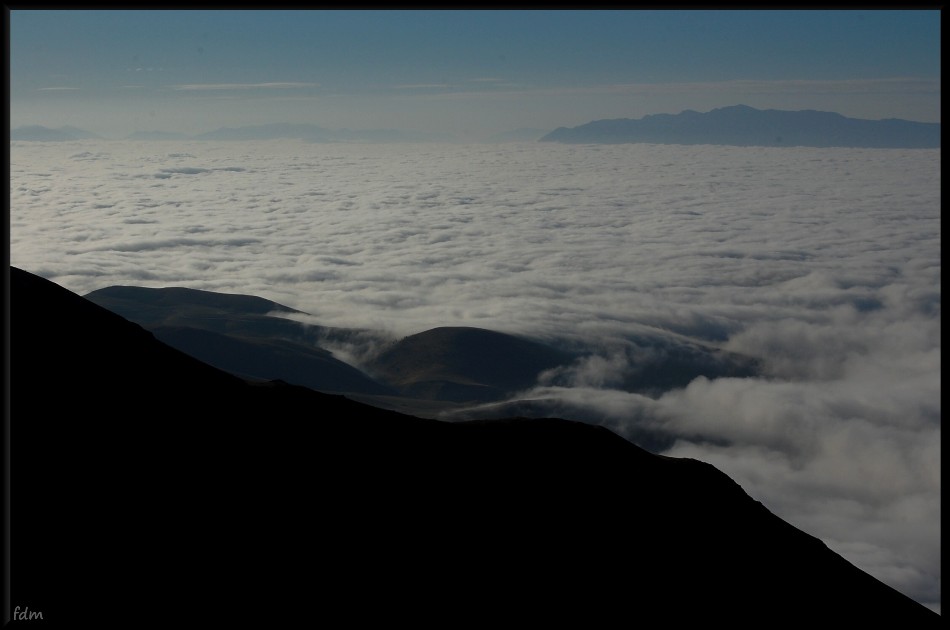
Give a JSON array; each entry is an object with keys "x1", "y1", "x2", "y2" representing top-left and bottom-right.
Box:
[
  {"x1": 540, "y1": 104, "x2": 940, "y2": 148},
  {"x1": 10, "y1": 266, "x2": 941, "y2": 625},
  {"x1": 11, "y1": 124, "x2": 101, "y2": 141}
]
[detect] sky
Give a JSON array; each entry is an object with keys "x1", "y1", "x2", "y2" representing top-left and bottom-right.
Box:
[
  {"x1": 8, "y1": 9, "x2": 942, "y2": 139},
  {"x1": 9, "y1": 140, "x2": 941, "y2": 612}
]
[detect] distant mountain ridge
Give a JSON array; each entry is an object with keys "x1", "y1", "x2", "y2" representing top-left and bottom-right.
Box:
[
  {"x1": 12, "y1": 108, "x2": 940, "y2": 147},
  {"x1": 540, "y1": 104, "x2": 940, "y2": 148}
]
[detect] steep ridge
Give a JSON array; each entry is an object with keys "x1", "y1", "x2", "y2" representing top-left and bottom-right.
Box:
[{"x1": 8, "y1": 267, "x2": 940, "y2": 625}]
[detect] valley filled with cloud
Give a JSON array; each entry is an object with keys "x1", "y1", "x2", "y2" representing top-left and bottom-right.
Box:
[{"x1": 10, "y1": 139, "x2": 940, "y2": 611}]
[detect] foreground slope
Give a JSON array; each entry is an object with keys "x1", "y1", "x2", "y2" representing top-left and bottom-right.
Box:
[{"x1": 8, "y1": 267, "x2": 940, "y2": 625}]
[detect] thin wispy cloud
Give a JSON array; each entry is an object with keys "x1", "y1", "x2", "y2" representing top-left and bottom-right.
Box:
[
  {"x1": 391, "y1": 83, "x2": 451, "y2": 90},
  {"x1": 37, "y1": 86, "x2": 80, "y2": 91},
  {"x1": 171, "y1": 82, "x2": 319, "y2": 91}
]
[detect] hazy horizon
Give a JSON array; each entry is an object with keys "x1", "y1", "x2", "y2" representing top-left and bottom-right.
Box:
[{"x1": 9, "y1": 10, "x2": 941, "y2": 140}]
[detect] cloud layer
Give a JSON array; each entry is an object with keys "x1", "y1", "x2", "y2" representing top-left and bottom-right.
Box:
[{"x1": 10, "y1": 139, "x2": 940, "y2": 611}]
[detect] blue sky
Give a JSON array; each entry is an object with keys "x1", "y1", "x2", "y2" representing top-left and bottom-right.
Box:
[{"x1": 9, "y1": 9, "x2": 941, "y2": 139}]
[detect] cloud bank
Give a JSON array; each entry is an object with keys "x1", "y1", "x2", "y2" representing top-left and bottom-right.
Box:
[{"x1": 10, "y1": 139, "x2": 940, "y2": 612}]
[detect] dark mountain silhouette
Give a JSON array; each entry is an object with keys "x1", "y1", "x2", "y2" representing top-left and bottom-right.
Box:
[
  {"x1": 9, "y1": 266, "x2": 941, "y2": 625},
  {"x1": 366, "y1": 326, "x2": 576, "y2": 402},
  {"x1": 85, "y1": 284, "x2": 304, "y2": 326},
  {"x1": 540, "y1": 104, "x2": 940, "y2": 148},
  {"x1": 11, "y1": 125, "x2": 100, "y2": 141},
  {"x1": 85, "y1": 285, "x2": 580, "y2": 406},
  {"x1": 84, "y1": 285, "x2": 758, "y2": 425},
  {"x1": 85, "y1": 285, "x2": 393, "y2": 396},
  {"x1": 150, "y1": 325, "x2": 395, "y2": 395},
  {"x1": 363, "y1": 324, "x2": 757, "y2": 405}
]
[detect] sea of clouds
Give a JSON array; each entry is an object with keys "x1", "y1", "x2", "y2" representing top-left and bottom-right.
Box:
[{"x1": 10, "y1": 139, "x2": 940, "y2": 612}]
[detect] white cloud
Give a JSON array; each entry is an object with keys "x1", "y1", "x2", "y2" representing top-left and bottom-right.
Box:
[{"x1": 9, "y1": 139, "x2": 940, "y2": 610}]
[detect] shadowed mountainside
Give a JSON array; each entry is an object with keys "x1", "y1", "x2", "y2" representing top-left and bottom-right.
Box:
[
  {"x1": 84, "y1": 285, "x2": 758, "y2": 415},
  {"x1": 366, "y1": 326, "x2": 576, "y2": 402},
  {"x1": 9, "y1": 266, "x2": 941, "y2": 625},
  {"x1": 151, "y1": 325, "x2": 396, "y2": 395},
  {"x1": 85, "y1": 283, "x2": 305, "y2": 322},
  {"x1": 540, "y1": 104, "x2": 941, "y2": 148},
  {"x1": 85, "y1": 284, "x2": 395, "y2": 396}
]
